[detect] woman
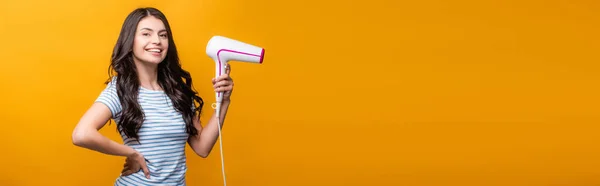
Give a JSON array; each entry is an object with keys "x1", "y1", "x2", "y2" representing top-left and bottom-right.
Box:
[{"x1": 72, "y1": 7, "x2": 233, "y2": 185}]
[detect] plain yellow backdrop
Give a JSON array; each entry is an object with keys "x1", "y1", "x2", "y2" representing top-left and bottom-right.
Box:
[{"x1": 1, "y1": 0, "x2": 599, "y2": 185}]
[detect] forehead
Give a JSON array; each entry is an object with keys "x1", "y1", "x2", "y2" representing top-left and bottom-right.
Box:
[{"x1": 136, "y1": 16, "x2": 166, "y2": 31}]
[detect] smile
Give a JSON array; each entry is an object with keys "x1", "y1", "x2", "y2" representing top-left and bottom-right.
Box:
[{"x1": 145, "y1": 48, "x2": 162, "y2": 53}]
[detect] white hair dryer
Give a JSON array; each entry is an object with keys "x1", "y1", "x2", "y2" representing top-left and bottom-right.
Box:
[
  {"x1": 205, "y1": 35, "x2": 265, "y2": 186},
  {"x1": 206, "y1": 35, "x2": 265, "y2": 113}
]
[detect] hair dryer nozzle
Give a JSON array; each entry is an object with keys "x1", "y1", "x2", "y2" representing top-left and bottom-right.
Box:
[{"x1": 260, "y1": 48, "x2": 265, "y2": 64}]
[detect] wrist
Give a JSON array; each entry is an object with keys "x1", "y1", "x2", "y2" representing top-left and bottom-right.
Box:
[{"x1": 125, "y1": 147, "x2": 138, "y2": 158}]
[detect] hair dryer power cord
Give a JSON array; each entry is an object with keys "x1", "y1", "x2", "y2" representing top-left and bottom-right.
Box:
[{"x1": 215, "y1": 103, "x2": 227, "y2": 186}]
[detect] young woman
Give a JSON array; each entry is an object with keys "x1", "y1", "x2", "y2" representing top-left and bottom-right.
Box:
[{"x1": 72, "y1": 7, "x2": 233, "y2": 185}]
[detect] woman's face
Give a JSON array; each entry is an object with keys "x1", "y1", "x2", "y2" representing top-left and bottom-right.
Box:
[{"x1": 132, "y1": 16, "x2": 169, "y2": 65}]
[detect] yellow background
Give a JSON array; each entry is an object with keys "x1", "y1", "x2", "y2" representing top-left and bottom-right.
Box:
[{"x1": 1, "y1": 0, "x2": 599, "y2": 185}]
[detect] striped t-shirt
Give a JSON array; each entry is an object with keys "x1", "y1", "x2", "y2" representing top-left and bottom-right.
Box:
[{"x1": 95, "y1": 77, "x2": 190, "y2": 186}]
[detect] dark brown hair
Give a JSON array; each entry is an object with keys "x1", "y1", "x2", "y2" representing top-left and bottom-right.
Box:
[{"x1": 106, "y1": 7, "x2": 203, "y2": 140}]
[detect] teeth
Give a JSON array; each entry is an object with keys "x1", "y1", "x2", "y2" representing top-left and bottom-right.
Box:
[{"x1": 146, "y1": 49, "x2": 161, "y2": 52}]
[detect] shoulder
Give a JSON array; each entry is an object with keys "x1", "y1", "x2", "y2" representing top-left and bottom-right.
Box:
[
  {"x1": 95, "y1": 76, "x2": 122, "y2": 118},
  {"x1": 100, "y1": 76, "x2": 121, "y2": 94},
  {"x1": 106, "y1": 76, "x2": 118, "y2": 87}
]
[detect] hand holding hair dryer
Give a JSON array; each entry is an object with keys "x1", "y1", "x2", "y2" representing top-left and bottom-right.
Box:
[{"x1": 205, "y1": 35, "x2": 265, "y2": 186}]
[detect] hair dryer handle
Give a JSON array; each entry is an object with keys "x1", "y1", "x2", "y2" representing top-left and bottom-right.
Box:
[{"x1": 215, "y1": 61, "x2": 227, "y2": 104}]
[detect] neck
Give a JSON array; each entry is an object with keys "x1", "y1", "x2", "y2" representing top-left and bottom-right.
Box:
[{"x1": 134, "y1": 59, "x2": 161, "y2": 91}]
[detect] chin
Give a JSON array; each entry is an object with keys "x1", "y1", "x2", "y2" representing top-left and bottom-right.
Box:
[
  {"x1": 140, "y1": 55, "x2": 167, "y2": 64},
  {"x1": 145, "y1": 58, "x2": 165, "y2": 64}
]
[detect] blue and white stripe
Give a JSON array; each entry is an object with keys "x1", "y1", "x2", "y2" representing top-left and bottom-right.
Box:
[{"x1": 96, "y1": 77, "x2": 189, "y2": 186}]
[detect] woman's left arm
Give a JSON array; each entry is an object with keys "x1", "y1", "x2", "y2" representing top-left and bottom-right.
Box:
[
  {"x1": 188, "y1": 64, "x2": 234, "y2": 158},
  {"x1": 188, "y1": 100, "x2": 230, "y2": 158}
]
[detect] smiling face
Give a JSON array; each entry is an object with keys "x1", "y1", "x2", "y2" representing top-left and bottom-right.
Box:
[{"x1": 132, "y1": 16, "x2": 169, "y2": 65}]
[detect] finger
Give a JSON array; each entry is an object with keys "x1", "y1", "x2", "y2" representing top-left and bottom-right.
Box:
[
  {"x1": 213, "y1": 81, "x2": 232, "y2": 88},
  {"x1": 213, "y1": 80, "x2": 232, "y2": 88},
  {"x1": 217, "y1": 73, "x2": 232, "y2": 80},
  {"x1": 215, "y1": 84, "x2": 233, "y2": 90},
  {"x1": 215, "y1": 86, "x2": 233, "y2": 92},
  {"x1": 212, "y1": 78, "x2": 216, "y2": 85},
  {"x1": 121, "y1": 170, "x2": 132, "y2": 176},
  {"x1": 226, "y1": 64, "x2": 231, "y2": 75},
  {"x1": 141, "y1": 164, "x2": 151, "y2": 179}
]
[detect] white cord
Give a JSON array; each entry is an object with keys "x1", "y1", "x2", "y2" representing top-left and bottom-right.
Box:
[{"x1": 215, "y1": 103, "x2": 227, "y2": 186}]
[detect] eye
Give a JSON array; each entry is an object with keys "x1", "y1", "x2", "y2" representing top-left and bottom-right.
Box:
[
  {"x1": 160, "y1": 34, "x2": 168, "y2": 38},
  {"x1": 142, "y1": 33, "x2": 151, "y2": 36}
]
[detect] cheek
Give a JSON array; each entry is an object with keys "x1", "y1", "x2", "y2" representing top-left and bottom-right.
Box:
[
  {"x1": 162, "y1": 42, "x2": 169, "y2": 56},
  {"x1": 132, "y1": 39, "x2": 146, "y2": 56},
  {"x1": 133, "y1": 39, "x2": 144, "y2": 51}
]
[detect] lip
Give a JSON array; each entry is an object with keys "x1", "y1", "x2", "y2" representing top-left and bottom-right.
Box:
[
  {"x1": 145, "y1": 48, "x2": 163, "y2": 57},
  {"x1": 145, "y1": 48, "x2": 162, "y2": 52}
]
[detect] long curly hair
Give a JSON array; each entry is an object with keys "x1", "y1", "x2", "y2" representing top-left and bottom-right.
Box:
[{"x1": 105, "y1": 7, "x2": 203, "y2": 140}]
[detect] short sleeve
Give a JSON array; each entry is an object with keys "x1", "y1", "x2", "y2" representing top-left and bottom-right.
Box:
[{"x1": 95, "y1": 77, "x2": 122, "y2": 119}]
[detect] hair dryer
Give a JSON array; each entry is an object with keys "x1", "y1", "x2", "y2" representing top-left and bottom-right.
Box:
[
  {"x1": 205, "y1": 35, "x2": 265, "y2": 186},
  {"x1": 206, "y1": 35, "x2": 265, "y2": 113}
]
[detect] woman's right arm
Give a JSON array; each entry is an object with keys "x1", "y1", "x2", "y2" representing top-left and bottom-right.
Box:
[{"x1": 72, "y1": 102, "x2": 135, "y2": 157}]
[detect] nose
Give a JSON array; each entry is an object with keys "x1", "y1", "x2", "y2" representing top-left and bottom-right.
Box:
[{"x1": 151, "y1": 34, "x2": 161, "y2": 44}]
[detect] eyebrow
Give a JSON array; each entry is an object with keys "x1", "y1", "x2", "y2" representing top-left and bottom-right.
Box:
[{"x1": 140, "y1": 28, "x2": 167, "y2": 33}]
